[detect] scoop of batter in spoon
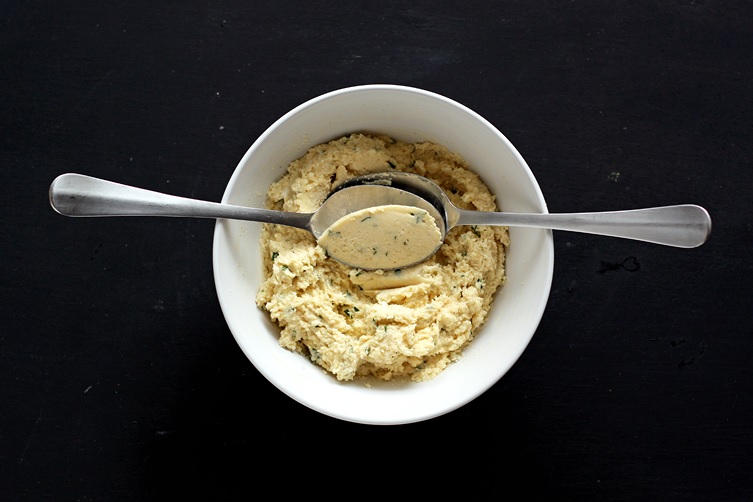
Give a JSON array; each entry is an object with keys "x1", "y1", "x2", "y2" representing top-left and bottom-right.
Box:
[{"x1": 317, "y1": 205, "x2": 442, "y2": 270}]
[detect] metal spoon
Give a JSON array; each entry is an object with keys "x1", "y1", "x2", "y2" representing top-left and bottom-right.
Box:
[
  {"x1": 48, "y1": 173, "x2": 443, "y2": 269},
  {"x1": 334, "y1": 171, "x2": 712, "y2": 250}
]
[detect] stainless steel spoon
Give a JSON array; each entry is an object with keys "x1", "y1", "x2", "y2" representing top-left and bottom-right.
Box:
[
  {"x1": 48, "y1": 173, "x2": 443, "y2": 269},
  {"x1": 333, "y1": 171, "x2": 712, "y2": 250}
]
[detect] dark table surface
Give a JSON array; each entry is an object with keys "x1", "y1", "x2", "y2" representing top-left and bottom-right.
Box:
[{"x1": 2, "y1": 1, "x2": 752, "y2": 499}]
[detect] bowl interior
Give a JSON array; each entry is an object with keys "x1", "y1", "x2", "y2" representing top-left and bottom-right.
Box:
[{"x1": 212, "y1": 85, "x2": 553, "y2": 425}]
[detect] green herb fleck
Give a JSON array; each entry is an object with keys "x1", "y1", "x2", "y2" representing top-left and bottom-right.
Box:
[
  {"x1": 387, "y1": 160, "x2": 396, "y2": 169},
  {"x1": 271, "y1": 251, "x2": 279, "y2": 261}
]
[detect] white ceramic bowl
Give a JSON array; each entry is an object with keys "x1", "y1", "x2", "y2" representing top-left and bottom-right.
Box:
[{"x1": 213, "y1": 85, "x2": 554, "y2": 425}]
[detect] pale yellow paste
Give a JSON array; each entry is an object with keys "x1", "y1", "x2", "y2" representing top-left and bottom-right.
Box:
[
  {"x1": 256, "y1": 133, "x2": 509, "y2": 382},
  {"x1": 318, "y1": 204, "x2": 443, "y2": 270}
]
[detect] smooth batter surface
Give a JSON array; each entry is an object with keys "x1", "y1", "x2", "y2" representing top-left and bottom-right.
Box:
[
  {"x1": 318, "y1": 204, "x2": 443, "y2": 269},
  {"x1": 256, "y1": 133, "x2": 509, "y2": 382}
]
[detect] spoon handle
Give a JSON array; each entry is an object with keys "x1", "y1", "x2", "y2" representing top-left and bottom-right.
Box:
[
  {"x1": 49, "y1": 173, "x2": 312, "y2": 229},
  {"x1": 456, "y1": 205, "x2": 711, "y2": 248}
]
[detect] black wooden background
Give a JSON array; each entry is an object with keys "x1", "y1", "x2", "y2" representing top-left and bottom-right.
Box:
[{"x1": 2, "y1": 1, "x2": 752, "y2": 499}]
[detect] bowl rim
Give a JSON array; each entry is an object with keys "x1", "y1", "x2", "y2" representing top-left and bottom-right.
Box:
[{"x1": 212, "y1": 84, "x2": 554, "y2": 425}]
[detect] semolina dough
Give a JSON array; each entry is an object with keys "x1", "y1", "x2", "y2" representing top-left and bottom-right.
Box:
[
  {"x1": 318, "y1": 204, "x2": 443, "y2": 270},
  {"x1": 255, "y1": 133, "x2": 509, "y2": 382}
]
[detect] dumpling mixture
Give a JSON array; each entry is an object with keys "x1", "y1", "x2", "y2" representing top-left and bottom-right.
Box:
[
  {"x1": 256, "y1": 133, "x2": 509, "y2": 382},
  {"x1": 318, "y1": 204, "x2": 443, "y2": 270}
]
